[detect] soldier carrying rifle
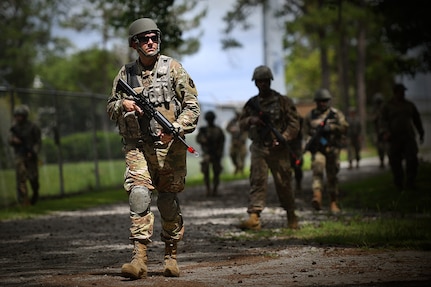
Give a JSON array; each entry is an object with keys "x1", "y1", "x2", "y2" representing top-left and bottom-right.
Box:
[
  {"x1": 303, "y1": 89, "x2": 348, "y2": 213},
  {"x1": 237, "y1": 65, "x2": 300, "y2": 230},
  {"x1": 8, "y1": 105, "x2": 41, "y2": 206}
]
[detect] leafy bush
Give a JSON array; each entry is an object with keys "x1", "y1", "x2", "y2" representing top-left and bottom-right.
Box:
[{"x1": 42, "y1": 131, "x2": 123, "y2": 163}]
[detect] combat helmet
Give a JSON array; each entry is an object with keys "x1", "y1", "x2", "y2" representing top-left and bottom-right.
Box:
[
  {"x1": 252, "y1": 65, "x2": 273, "y2": 81},
  {"x1": 128, "y1": 18, "x2": 161, "y2": 47},
  {"x1": 204, "y1": 110, "x2": 216, "y2": 122},
  {"x1": 374, "y1": 93, "x2": 383, "y2": 103},
  {"x1": 314, "y1": 89, "x2": 332, "y2": 101},
  {"x1": 13, "y1": 105, "x2": 30, "y2": 117}
]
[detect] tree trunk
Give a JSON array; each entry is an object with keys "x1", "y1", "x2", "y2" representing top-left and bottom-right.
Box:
[
  {"x1": 356, "y1": 15, "x2": 367, "y2": 148},
  {"x1": 337, "y1": 0, "x2": 350, "y2": 114}
]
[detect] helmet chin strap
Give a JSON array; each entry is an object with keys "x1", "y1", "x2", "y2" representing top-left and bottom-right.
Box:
[{"x1": 134, "y1": 37, "x2": 160, "y2": 57}]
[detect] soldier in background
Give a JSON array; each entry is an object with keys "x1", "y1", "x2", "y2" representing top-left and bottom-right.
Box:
[
  {"x1": 346, "y1": 107, "x2": 362, "y2": 169},
  {"x1": 238, "y1": 65, "x2": 300, "y2": 230},
  {"x1": 380, "y1": 83, "x2": 424, "y2": 191},
  {"x1": 107, "y1": 18, "x2": 200, "y2": 279},
  {"x1": 288, "y1": 116, "x2": 304, "y2": 195},
  {"x1": 8, "y1": 105, "x2": 41, "y2": 206},
  {"x1": 303, "y1": 89, "x2": 348, "y2": 213},
  {"x1": 371, "y1": 93, "x2": 388, "y2": 168},
  {"x1": 196, "y1": 110, "x2": 226, "y2": 196},
  {"x1": 226, "y1": 110, "x2": 248, "y2": 175}
]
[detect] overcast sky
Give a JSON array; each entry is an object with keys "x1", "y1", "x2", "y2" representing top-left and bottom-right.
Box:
[
  {"x1": 180, "y1": 0, "x2": 264, "y2": 106},
  {"x1": 63, "y1": 0, "x2": 264, "y2": 106}
]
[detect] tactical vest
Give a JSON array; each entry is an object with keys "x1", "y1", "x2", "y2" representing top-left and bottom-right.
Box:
[
  {"x1": 121, "y1": 55, "x2": 181, "y2": 141},
  {"x1": 247, "y1": 92, "x2": 284, "y2": 146},
  {"x1": 310, "y1": 107, "x2": 340, "y2": 148}
]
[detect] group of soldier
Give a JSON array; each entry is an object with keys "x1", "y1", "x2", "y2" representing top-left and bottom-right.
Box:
[{"x1": 8, "y1": 17, "x2": 425, "y2": 280}]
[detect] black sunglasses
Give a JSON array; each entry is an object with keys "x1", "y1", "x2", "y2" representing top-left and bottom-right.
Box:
[{"x1": 136, "y1": 35, "x2": 158, "y2": 44}]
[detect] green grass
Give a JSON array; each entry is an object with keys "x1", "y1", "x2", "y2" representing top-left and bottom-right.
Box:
[
  {"x1": 0, "y1": 187, "x2": 127, "y2": 220},
  {"x1": 226, "y1": 160, "x2": 431, "y2": 250},
  {"x1": 2, "y1": 148, "x2": 431, "y2": 250},
  {"x1": 0, "y1": 160, "x2": 126, "y2": 206},
  {"x1": 228, "y1": 216, "x2": 431, "y2": 250},
  {"x1": 0, "y1": 156, "x2": 246, "y2": 220}
]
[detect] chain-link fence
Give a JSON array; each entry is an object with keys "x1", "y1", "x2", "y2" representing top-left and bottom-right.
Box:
[
  {"x1": 0, "y1": 85, "x2": 245, "y2": 207},
  {"x1": 0, "y1": 86, "x2": 125, "y2": 206}
]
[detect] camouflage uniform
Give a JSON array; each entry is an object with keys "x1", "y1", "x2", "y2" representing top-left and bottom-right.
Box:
[
  {"x1": 239, "y1": 89, "x2": 300, "y2": 228},
  {"x1": 107, "y1": 55, "x2": 200, "y2": 244},
  {"x1": 8, "y1": 106, "x2": 41, "y2": 206},
  {"x1": 346, "y1": 108, "x2": 362, "y2": 169},
  {"x1": 303, "y1": 105, "x2": 348, "y2": 212},
  {"x1": 226, "y1": 111, "x2": 248, "y2": 175},
  {"x1": 288, "y1": 116, "x2": 304, "y2": 194},
  {"x1": 196, "y1": 111, "x2": 225, "y2": 196},
  {"x1": 371, "y1": 94, "x2": 388, "y2": 168},
  {"x1": 379, "y1": 84, "x2": 424, "y2": 190}
]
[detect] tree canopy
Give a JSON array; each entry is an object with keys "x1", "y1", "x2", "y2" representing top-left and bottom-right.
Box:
[{"x1": 222, "y1": 0, "x2": 431, "y2": 101}]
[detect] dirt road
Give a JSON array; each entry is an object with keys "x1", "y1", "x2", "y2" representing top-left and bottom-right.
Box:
[{"x1": 1, "y1": 157, "x2": 430, "y2": 287}]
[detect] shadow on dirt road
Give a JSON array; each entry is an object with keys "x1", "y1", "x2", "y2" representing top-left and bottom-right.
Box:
[{"x1": 1, "y1": 156, "x2": 430, "y2": 287}]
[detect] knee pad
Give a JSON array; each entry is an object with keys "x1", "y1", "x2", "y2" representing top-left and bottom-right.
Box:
[{"x1": 129, "y1": 186, "x2": 151, "y2": 214}]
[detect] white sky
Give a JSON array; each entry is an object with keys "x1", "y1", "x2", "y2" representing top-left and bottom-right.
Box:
[
  {"x1": 180, "y1": 0, "x2": 264, "y2": 106},
  {"x1": 61, "y1": 0, "x2": 264, "y2": 106}
]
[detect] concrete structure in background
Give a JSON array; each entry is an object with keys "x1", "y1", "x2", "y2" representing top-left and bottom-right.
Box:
[{"x1": 397, "y1": 73, "x2": 431, "y2": 150}]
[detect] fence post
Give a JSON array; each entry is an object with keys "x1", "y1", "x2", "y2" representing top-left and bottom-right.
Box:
[
  {"x1": 91, "y1": 96, "x2": 100, "y2": 190},
  {"x1": 53, "y1": 91, "x2": 65, "y2": 197}
]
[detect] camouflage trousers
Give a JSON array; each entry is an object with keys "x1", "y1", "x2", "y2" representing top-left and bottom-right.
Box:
[
  {"x1": 123, "y1": 139, "x2": 186, "y2": 243},
  {"x1": 311, "y1": 149, "x2": 340, "y2": 197},
  {"x1": 229, "y1": 143, "x2": 247, "y2": 173},
  {"x1": 388, "y1": 137, "x2": 419, "y2": 188},
  {"x1": 14, "y1": 155, "x2": 39, "y2": 205},
  {"x1": 247, "y1": 143, "x2": 295, "y2": 214},
  {"x1": 375, "y1": 134, "x2": 388, "y2": 164},
  {"x1": 200, "y1": 154, "x2": 223, "y2": 190},
  {"x1": 347, "y1": 138, "x2": 361, "y2": 162}
]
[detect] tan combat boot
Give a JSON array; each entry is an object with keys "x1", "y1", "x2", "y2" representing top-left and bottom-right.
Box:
[
  {"x1": 287, "y1": 211, "x2": 299, "y2": 230},
  {"x1": 311, "y1": 189, "x2": 322, "y2": 211},
  {"x1": 121, "y1": 240, "x2": 148, "y2": 279},
  {"x1": 330, "y1": 201, "x2": 341, "y2": 213},
  {"x1": 330, "y1": 193, "x2": 341, "y2": 214},
  {"x1": 163, "y1": 242, "x2": 179, "y2": 277},
  {"x1": 238, "y1": 212, "x2": 261, "y2": 231}
]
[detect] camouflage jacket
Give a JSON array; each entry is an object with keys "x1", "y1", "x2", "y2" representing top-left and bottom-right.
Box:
[
  {"x1": 107, "y1": 55, "x2": 200, "y2": 143},
  {"x1": 239, "y1": 90, "x2": 300, "y2": 147},
  {"x1": 379, "y1": 97, "x2": 424, "y2": 141},
  {"x1": 9, "y1": 120, "x2": 41, "y2": 156},
  {"x1": 196, "y1": 124, "x2": 225, "y2": 158},
  {"x1": 303, "y1": 107, "x2": 348, "y2": 150}
]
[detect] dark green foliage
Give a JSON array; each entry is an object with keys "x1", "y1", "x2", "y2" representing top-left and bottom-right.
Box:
[
  {"x1": 374, "y1": 0, "x2": 431, "y2": 74},
  {"x1": 0, "y1": 0, "x2": 57, "y2": 88},
  {"x1": 42, "y1": 131, "x2": 123, "y2": 163}
]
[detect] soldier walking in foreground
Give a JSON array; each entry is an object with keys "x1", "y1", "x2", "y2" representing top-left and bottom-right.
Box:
[
  {"x1": 380, "y1": 83, "x2": 424, "y2": 191},
  {"x1": 303, "y1": 89, "x2": 348, "y2": 213},
  {"x1": 238, "y1": 65, "x2": 300, "y2": 230},
  {"x1": 107, "y1": 18, "x2": 200, "y2": 279},
  {"x1": 226, "y1": 110, "x2": 248, "y2": 175},
  {"x1": 8, "y1": 105, "x2": 41, "y2": 206},
  {"x1": 196, "y1": 110, "x2": 225, "y2": 196}
]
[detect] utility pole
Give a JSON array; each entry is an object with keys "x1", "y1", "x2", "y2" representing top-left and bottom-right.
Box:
[{"x1": 263, "y1": 0, "x2": 286, "y2": 95}]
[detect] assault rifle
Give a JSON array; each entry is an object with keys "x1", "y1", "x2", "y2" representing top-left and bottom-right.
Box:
[
  {"x1": 304, "y1": 109, "x2": 335, "y2": 154},
  {"x1": 248, "y1": 99, "x2": 301, "y2": 166},
  {"x1": 10, "y1": 126, "x2": 36, "y2": 158},
  {"x1": 116, "y1": 78, "x2": 199, "y2": 157}
]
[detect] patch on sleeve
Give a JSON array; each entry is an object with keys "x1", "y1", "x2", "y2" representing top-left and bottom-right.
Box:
[{"x1": 189, "y1": 78, "x2": 195, "y2": 88}]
